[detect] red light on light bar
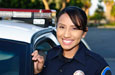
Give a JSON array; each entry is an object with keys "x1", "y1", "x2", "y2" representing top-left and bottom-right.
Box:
[
  {"x1": 41, "y1": 10, "x2": 51, "y2": 13},
  {"x1": 0, "y1": 8, "x2": 51, "y2": 13}
]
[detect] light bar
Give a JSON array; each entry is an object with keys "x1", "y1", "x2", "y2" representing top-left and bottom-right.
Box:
[
  {"x1": 0, "y1": 8, "x2": 56, "y2": 27},
  {"x1": 0, "y1": 11, "x2": 12, "y2": 17},
  {"x1": 34, "y1": 13, "x2": 51, "y2": 18},
  {"x1": 0, "y1": 8, "x2": 52, "y2": 18},
  {"x1": 13, "y1": 12, "x2": 32, "y2": 18}
]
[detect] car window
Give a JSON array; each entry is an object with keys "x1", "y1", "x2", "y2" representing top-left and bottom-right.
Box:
[
  {"x1": 35, "y1": 38, "x2": 56, "y2": 59},
  {"x1": 0, "y1": 39, "x2": 29, "y2": 75}
]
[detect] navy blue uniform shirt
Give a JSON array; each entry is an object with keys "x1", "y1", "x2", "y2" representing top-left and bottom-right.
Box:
[{"x1": 39, "y1": 42, "x2": 111, "y2": 75}]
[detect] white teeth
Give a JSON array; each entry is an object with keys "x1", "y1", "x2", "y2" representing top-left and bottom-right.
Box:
[{"x1": 63, "y1": 40, "x2": 72, "y2": 43}]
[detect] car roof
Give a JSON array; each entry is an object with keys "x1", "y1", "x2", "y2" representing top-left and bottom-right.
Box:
[{"x1": 0, "y1": 20, "x2": 46, "y2": 43}]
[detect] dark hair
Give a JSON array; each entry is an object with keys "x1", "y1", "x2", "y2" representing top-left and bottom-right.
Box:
[{"x1": 57, "y1": 6, "x2": 87, "y2": 32}]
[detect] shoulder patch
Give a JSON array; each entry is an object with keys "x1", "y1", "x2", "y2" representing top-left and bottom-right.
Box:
[{"x1": 101, "y1": 66, "x2": 111, "y2": 75}]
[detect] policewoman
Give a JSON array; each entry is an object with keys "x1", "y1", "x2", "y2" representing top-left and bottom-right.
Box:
[{"x1": 32, "y1": 6, "x2": 112, "y2": 75}]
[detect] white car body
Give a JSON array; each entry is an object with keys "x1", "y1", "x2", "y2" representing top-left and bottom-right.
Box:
[{"x1": 0, "y1": 20, "x2": 56, "y2": 43}]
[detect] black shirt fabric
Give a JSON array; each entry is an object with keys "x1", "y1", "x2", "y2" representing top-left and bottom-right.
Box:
[{"x1": 39, "y1": 42, "x2": 111, "y2": 75}]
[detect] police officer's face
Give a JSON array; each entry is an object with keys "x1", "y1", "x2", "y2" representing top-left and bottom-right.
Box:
[{"x1": 56, "y1": 13, "x2": 87, "y2": 52}]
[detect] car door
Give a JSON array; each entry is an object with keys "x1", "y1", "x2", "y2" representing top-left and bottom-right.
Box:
[
  {"x1": 34, "y1": 37, "x2": 57, "y2": 59},
  {"x1": 0, "y1": 38, "x2": 33, "y2": 75},
  {"x1": 30, "y1": 28, "x2": 59, "y2": 75},
  {"x1": 31, "y1": 28, "x2": 59, "y2": 59}
]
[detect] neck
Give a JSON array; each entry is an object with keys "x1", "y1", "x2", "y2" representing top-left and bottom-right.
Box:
[{"x1": 63, "y1": 46, "x2": 79, "y2": 59}]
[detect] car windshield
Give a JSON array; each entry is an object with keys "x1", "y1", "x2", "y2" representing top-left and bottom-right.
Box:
[{"x1": 0, "y1": 39, "x2": 29, "y2": 75}]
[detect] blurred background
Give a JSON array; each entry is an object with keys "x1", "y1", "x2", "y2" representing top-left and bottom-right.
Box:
[
  {"x1": 0, "y1": 0, "x2": 115, "y2": 73},
  {"x1": 0, "y1": 0, "x2": 115, "y2": 26}
]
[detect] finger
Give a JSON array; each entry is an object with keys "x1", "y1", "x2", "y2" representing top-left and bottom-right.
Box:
[
  {"x1": 32, "y1": 50, "x2": 41, "y2": 60},
  {"x1": 33, "y1": 55, "x2": 44, "y2": 63},
  {"x1": 32, "y1": 50, "x2": 39, "y2": 60},
  {"x1": 33, "y1": 56, "x2": 44, "y2": 74},
  {"x1": 32, "y1": 53, "x2": 42, "y2": 61},
  {"x1": 33, "y1": 61, "x2": 39, "y2": 73},
  {"x1": 37, "y1": 56, "x2": 44, "y2": 63},
  {"x1": 31, "y1": 50, "x2": 38, "y2": 56}
]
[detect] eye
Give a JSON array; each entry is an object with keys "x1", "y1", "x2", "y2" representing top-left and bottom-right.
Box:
[
  {"x1": 59, "y1": 25, "x2": 65, "y2": 29},
  {"x1": 72, "y1": 27, "x2": 78, "y2": 30}
]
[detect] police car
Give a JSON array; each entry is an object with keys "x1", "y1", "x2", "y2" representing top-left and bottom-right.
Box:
[
  {"x1": 0, "y1": 20, "x2": 91, "y2": 75},
  {"x1": 0, "y1": 20, "x2": 59, "y2": 75}
]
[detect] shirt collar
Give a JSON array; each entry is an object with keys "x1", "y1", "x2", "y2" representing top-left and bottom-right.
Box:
[
  {"x1": 48, "y1": 45, "x2": 62, "y2": 60},
  {"x1": 49, "y1": 42, "x2": 87, "y2": 66},
  {"x1": 73, "y1": 42, "x2": 87, "y2": 66}
]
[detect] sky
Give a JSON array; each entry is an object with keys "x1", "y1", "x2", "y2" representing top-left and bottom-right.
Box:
[
  {"x1": 89, "y1": 0, "x2": 98, "y2": 15},
  {"x1": 89, "y1": 0, "x2": 115, "y2": 15}
]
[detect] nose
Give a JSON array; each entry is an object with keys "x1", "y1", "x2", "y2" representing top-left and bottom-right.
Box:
[{"x1": 64, "y1": 28, "x2": 71, "y2": 38}]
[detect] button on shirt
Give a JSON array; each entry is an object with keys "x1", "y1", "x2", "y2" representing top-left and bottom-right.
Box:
[{"x1": 39, "y1": 42, "x2": 111, "y2": 75}]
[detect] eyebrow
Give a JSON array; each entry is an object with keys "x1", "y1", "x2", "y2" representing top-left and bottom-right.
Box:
[
  {"x1": 57, "y1": 23, "x2": 65, "y2": 26},
  {"x1": 58, "y1": 23, "x2": 75, "y2": 27}
]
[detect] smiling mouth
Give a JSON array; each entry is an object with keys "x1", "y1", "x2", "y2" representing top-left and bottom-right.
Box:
[{"x1": 62, "y1": 39, "x2": 73, "y2": 45}]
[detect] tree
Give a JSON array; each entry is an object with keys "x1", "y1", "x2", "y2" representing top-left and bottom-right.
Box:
[
  {"x1": 0, "y1": 0, "x2": 44, "y2": 9},
  {"x1": 67, "y1": 0, "x2": 83, "y2": 7},
  {"x1": 103, "y1": 0, "x2": 114, "y2": 22},
  {"x1": 42, "y1": 0, "x2": 70, "y2": 14},
  {"x1": 41, "y1": 0, "x2": 92, "y2": 16},
  {"x1": 90, "y1": 4, "x2": 105, "y2": 25},
  {"x1": 81, "y1": 0, "x2": 91, "y2": 16},
  {"x1": 0, "y1": 0, "x2": 91, "y2": 16},
  {"x1": 55, "y1": 0, "x2": 68, "y2": 10},
  {"x1": 111, "y1": 4, "x2": 115, "y2": 21},
  {"x1": 66, "y1": 0, "x2": 91, "y2": 16},
  {"x1": 42, "y1": 0, "x2": 69, "y2": 10},
  {"x1": 42, "y1": 0, "x2": 50, "y2": 9}
]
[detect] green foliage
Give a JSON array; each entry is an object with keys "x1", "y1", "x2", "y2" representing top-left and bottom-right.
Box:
[
  {"x1": 90, "y1": 4, "x2": 105, "y2": 20},
  {"x1": 0, "y1": 0, "x2": 44, "y2": 9},
  {"x1": 89, "y1": 3, "x2": 105, "y2": 26},
  {"x1": 81, "y1": 0, "x2": 91, "y2": 8},
  {"x1": 67, "y1": 0, "x2": 83, "y2": 8},
  {"x1": 111, "y1": 4, "x2": 115, "y2": 18},
  {"x1": 0, "y1": 0, "x2": 92, "y2": 10},
  {"x1": 103, "y1": 0, "x2": 114, "y2": 3},
  {"x1": 90, "y1": 12, "x2": 105, "y2": 20},
  {"x1": 0, "y1": 0, "x2": 92, "y2": 16}
]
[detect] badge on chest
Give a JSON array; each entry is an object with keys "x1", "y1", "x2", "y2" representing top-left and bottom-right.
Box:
[{"x1": 73, "y1": 70, "x2": 85, "y2": 75}]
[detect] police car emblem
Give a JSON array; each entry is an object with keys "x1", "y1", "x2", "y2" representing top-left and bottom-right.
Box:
[{"x1": 73, "y1": 70, "x2": 85, "y2": 75}]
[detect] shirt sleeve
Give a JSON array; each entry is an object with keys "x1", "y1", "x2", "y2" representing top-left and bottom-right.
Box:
[{"x1": 97, "y1": 66, "x2": 112, "y2": 75}]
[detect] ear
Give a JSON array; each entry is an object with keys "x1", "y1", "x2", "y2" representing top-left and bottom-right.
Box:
[
  {"x1": 82, "y1": 27, "x2": 88, "y2": 38},
  {"x1": 82, "y1": 32, "x2": 87, "y2": 38}
]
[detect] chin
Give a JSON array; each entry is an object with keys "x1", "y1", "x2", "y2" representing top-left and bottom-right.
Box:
[
  {"x1": 61, "y1": 45, "x2": 74, "y2": 51},
  {"x1": 61, "y1": 43, "x2": 79, "y2": 51}
]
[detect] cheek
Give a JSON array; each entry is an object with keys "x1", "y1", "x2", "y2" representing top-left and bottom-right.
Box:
[
  {"x1": 56, "y1": 32, "x2": 61, "y2": 39},
  {"x1": 56, "y1": 32, "x2": 62, "y2": 44},
  {"x1": 56, "y1": 30, "x2": 61, "y2": 39},
  {"x1": 56, "y1": 29, "x2": 63, "y2": 37},
  {"x1": 72, "y1": 32, "x2": 83, "y2": 39}
]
